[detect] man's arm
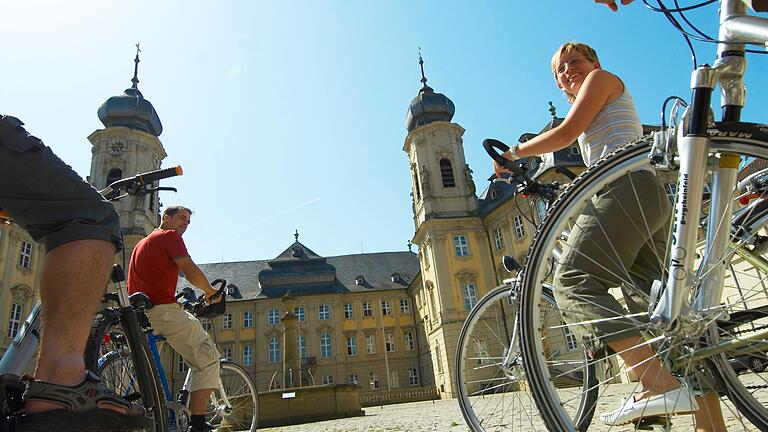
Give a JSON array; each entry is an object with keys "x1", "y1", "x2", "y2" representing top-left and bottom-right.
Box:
[{"x1": 174, "y1": 256, "x2": 219, "y2": 303}]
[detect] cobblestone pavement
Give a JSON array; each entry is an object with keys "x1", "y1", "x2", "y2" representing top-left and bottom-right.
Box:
[{"x1": 260, "y1": 393, "x2": 761, "y2": 432}]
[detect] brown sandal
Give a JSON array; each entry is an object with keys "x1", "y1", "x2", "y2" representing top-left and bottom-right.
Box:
[{"x1": 14, "y1": 371, "x2": 153, "y2": 432}]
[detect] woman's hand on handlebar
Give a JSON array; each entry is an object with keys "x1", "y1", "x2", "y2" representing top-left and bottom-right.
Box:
[
  {"x1": 493, "y1": 148, "x2": 520, "y2": 179},
  {"x1": 594, "y1": 0, "x2": 634, "y2": 12}
]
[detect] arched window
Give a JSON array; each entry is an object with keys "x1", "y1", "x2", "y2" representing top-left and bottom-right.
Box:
[
  {"x1": 414, "y1": 174, "x2": 421, "y2": 200},
  {"x1": 106, "y1": 168, "x2": 123, "y2": 188},
  {"x1": 439, "y1": 159, "x2": 455, "y2": 187}
]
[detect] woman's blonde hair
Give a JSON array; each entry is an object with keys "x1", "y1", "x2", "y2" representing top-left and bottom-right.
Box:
[{"x1": 551, "y1": 42, "x2": 600, "y2": 103}]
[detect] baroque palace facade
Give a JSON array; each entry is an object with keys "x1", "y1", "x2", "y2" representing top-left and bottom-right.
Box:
[{"x1": 0, "y1": 53, "x2": 687, "y2": 402}]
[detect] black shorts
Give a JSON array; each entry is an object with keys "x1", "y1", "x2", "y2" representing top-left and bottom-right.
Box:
[{"x1": 0, "y1": 115, "x2": 121, "y2": 253}]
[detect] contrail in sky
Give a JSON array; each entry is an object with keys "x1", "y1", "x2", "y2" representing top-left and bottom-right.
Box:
[{"x1": 220, "y1": 196, "x2": 324, "y2": 238}]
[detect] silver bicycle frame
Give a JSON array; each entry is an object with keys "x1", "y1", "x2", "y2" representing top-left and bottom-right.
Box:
[{"x1": 651, "y1": 0, "x2": 768, "y2": 326}]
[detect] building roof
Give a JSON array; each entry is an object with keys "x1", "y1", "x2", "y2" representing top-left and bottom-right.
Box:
[{"x1": 177, "y1": 246, "x2": 420, "y2": 301}]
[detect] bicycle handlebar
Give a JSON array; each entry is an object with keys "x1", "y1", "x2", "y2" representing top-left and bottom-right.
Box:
[{"x1": 100, "y1": 166, "x2": 183, "y2": 200}]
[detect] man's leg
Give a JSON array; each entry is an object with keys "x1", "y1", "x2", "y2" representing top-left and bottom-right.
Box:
[
  {"x1": 25, "y1": 239, "x2": 117, "y2": 413},
  {"x1": 190, "y1": 389, "x2": 214, "y2": 415}
]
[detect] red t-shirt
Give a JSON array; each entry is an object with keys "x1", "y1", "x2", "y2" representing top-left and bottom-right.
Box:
[{"x1": 127, "y1": 229, "x2": 190, "y2": 305}]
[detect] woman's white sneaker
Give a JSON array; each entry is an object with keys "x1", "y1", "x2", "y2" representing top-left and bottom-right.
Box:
[{"x1": 599, "y1": 384, "x2": 699, "y2": 425}]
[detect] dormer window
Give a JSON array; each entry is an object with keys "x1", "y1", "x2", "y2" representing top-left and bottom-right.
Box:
[
  {"x1": 355, "y1": 275, "x2": 365, "y2": 285},
  {"x1": 390, "y1": 273, "x2": 404, "y2": 284},
  {"x1": 291, "y1": 247, "x2": 303, "y2": 258},
  {"x1": 489, "y1": 188, "x2": 499, "y2": 200},
  {"x1": 570, "y1": 146, "x2": 580, "y2": 155}
]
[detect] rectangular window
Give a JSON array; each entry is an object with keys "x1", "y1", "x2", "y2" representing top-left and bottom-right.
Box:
[
  {"x1": 7, "y1": 303, "x2": 23, "y2": 338},
  {"x1": 463, "y1": 283, "x2": 478, "y2": 311},
  {"x1": 405, "y1": 330, "x2": 415, "y2": 351},
  {"x1": 221, "y1": 347, "x2": 232, "y2": 361},
  {"x1": 664, "y1": 183, "x2": 677, "y2": 203},
  {"x1": 298, "y1": 335, "x2": 307, "y2": 359},
  {"x1": 269, "y1": 337, "x2": 281, "y2": 363},
  {"x1": 435, "y1": 343, "x2": 443, "y2": 373},
  {"x1": 242, "y1": 344, "x2": 254, "y2": 366},
  {"x1": 400, "y1": 298, "x2": 410, "y2": 314},
  {"x1": 366, "y1": 334, "x2": 376, "y2": 354},
  {"x1": 363, "y1": 302, "x2": 373, "y2": 317},
  {"x1": 319, "y1": 304, "x2": 330, "y2": 320},
  {"x1": 346, "y1": 335, "x2": 357, "y2": 356},
  {"x1": 344, "y1": 303, "x2": 354, "y2": 319},
  {"x1": 268, "y1": 308, "x2": 280, "y2": 325},
  {"x1": 385, "y1": 332, "x2": 395, "y2": 352},
  {"x1": 201, "y1": 318, "x2": 212, "y2": 332},
  {"x1": 177, "y1": 354, "x2": 188, "y2": 373},
  {"x1": 369, "y1": 372, "x2": 380, "y2": 390},
  {"x1": 473, "y1": 338, "x2": 491, "y2": 365},
  {"x1": 453, "y1": 235, "x2": 469, "y2": 256},
  {"x1": 294, "y1": 307, "x2": 305, "y2": 322},
  {"x1": 494, "y1": 227, "x2": 504, "y2": 250},
  {"x1": 322, "y1": 375, "x2": 334, "y2": 385},
  {"x1": 320, "y1": 333, "x2": 332, "y2": 358},
  {"x1": 243, "y1": 311, "x2": 253, "y2": 328},
  {"x1": 563, "y1": 322, "x2": 578, "y2": 351},
  {"x1": 408, "y1": 368, "x2": 419, "y2": 385},
  {"x1": 18, "y1": 241, "x2": 32, "y2": 269},
  {"x1": 513, "y1": 216, "x2": 526, "y2": 239},
  {"x1": 390, "y1": 370, "x2": 399, "y2": 388},
  {"x1": 223, "y1": 313, "x2": 232, "y2": 329},
  {"x1": 348, "y1": 373, "x2": 359, "y2": 385},
  {"x1": 381, "y1": 300, "x2": 392, "y2": 316}
]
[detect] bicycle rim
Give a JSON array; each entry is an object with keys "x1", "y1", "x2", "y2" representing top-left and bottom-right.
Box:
[
  {"x1": 208, "y1": 360, "x2": 258, "y2": 432},
  {"x1": 519, "y1": 137, "x2": 768, "y2": 431},
  {"x1": 455, "y1": 284, "x2": 597, "y2": 431}
]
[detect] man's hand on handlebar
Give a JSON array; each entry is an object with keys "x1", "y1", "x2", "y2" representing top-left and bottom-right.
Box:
[
  {"x1": 594, "y1": 0, "x2": 634, "y2": 12},
  {"x1": 204, "y1": 289, "x2": 223, "y2": 304}
]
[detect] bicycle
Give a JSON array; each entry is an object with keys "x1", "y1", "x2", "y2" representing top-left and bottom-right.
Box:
[
  {"x1": 472, "y1": 1, "x2": 768, "y2": 430},
  {"x1": 87, "y1": 279, "x2": 259, "y2": 432},
  {"x1": 454, "y1": 155, "x2": 601, "y2": 431},
  {"x1": 0, "y1": 166, "x2": 183, "y2": 430}
]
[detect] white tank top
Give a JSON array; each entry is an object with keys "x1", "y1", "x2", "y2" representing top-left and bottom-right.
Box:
[{"x1": 578, "y1": 87, "x2": 643, "y2": 167}]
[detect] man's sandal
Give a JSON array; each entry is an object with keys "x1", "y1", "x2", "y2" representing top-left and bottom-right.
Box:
[{"x1": 13, "y1": 371, "x2": 153, "y2": 432}]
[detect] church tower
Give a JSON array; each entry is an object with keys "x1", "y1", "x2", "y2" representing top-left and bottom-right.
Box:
[
  {"x1": 403, "y1": 53, "x2": 496, "y2": 398},
  {"x1": 88, "y1": 47, "x2": 167, "y2": 256}
]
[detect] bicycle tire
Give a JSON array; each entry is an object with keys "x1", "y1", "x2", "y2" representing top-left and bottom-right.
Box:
[
  {"x1": 207, "y1": 360, "x2": 258, "y2": 432},
  {"x1": 455, "y1": 284, "x2": 597, "y2": 431},
  {"x1": 517, "y1": 136, "x2": 768, "y2": 431},
  {"x1": 89, "y1": 310, "x2": 169, "y2": 432}
]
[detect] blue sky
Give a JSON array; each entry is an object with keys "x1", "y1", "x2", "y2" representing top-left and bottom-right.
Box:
[{"x1": 3, "y1": 1, "x2": 767, "y2": 264}]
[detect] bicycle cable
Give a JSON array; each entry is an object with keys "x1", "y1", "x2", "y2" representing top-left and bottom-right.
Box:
[
  {"x1": 661, "y1": 95, "x2": 689, "y2": 130},
  {"x1": 645, "y1": 0, "x2": 768, "y2": 58}
]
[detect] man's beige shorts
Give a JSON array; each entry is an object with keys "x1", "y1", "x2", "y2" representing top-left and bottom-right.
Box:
[{"x1": 147, "y1": 303, "x2": 221, "y2": 392}]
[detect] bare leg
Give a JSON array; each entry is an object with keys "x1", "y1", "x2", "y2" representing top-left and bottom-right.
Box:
[
  {"x1": 26, "y1": 239, "x2": 114, "y2": 414},
  {"x1": 190, "y1": 388, "x2": 214, "y2": 415},
  {"x1": 694, "y1": 392, "x2": 727, "y2": 432},
  {"x1": 608, "y1": 335, "x2": 680, "y2": 398}
]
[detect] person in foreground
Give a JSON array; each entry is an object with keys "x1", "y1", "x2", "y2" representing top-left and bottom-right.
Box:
[
  {"x1": 127, "y1": 205, "x2": 220, "y2": 432},
  {"x1": 493, "y1": 43, "x2": 726, "y2": 431},
  {"x1": 0, "y1": 115, "x2": 152, "y2": 431}
]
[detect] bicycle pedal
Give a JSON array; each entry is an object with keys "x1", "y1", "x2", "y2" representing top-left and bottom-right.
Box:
[{"x1": 634, "y1": 416, "x2": 672, "y2": 431}]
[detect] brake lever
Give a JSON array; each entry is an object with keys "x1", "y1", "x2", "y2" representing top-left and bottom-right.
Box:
[{"x1": 146, "y1": 186, "x2": 178, "y2": 193}]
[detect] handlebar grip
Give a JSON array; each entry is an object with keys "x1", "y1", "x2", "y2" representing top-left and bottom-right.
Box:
[{"x1": 137, "y1": 166, "x2": 183, "y2": 185}]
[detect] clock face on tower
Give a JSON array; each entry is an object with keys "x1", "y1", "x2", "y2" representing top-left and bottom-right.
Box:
[{"x1": 109, "y1": 140, "x2": 124, "y2": 157}]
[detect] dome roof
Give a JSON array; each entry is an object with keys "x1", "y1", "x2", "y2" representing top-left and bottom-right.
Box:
[
  {"x1": 97, "y1": 87, "x2": 162, "y2": 136},
  {"x1": 97, "y1": 47, "x2": 162, "y2": 137},
  {"x1": 404, "y1": 53, "x2": 454, "y2": 132},
  {"x1": 405, "y1": 85, "x2": 455, "y2": 132}
]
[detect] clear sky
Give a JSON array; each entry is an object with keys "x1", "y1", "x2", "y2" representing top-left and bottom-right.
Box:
[{"x1": 3, "y1": 1, "x2": 767, "y2": 264}]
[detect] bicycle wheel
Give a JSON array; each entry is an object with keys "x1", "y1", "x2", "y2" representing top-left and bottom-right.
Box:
[
  {"x1": 456, "y1": 284, "x2": 597, "y2": 431},
  {"x1": 518, "y1": 135, "x2": 768, "y2": 431},
  {"x1": 207, "y1": 360, "x2": 258, "y2": 432},
  {"x1": 88, "y1": 310, "x2": 169, "y2": 432}
]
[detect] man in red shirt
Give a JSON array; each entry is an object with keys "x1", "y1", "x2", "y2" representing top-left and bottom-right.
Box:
[{"x1": 128, "y1": 205, "x2": 220, "y2": 432}]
